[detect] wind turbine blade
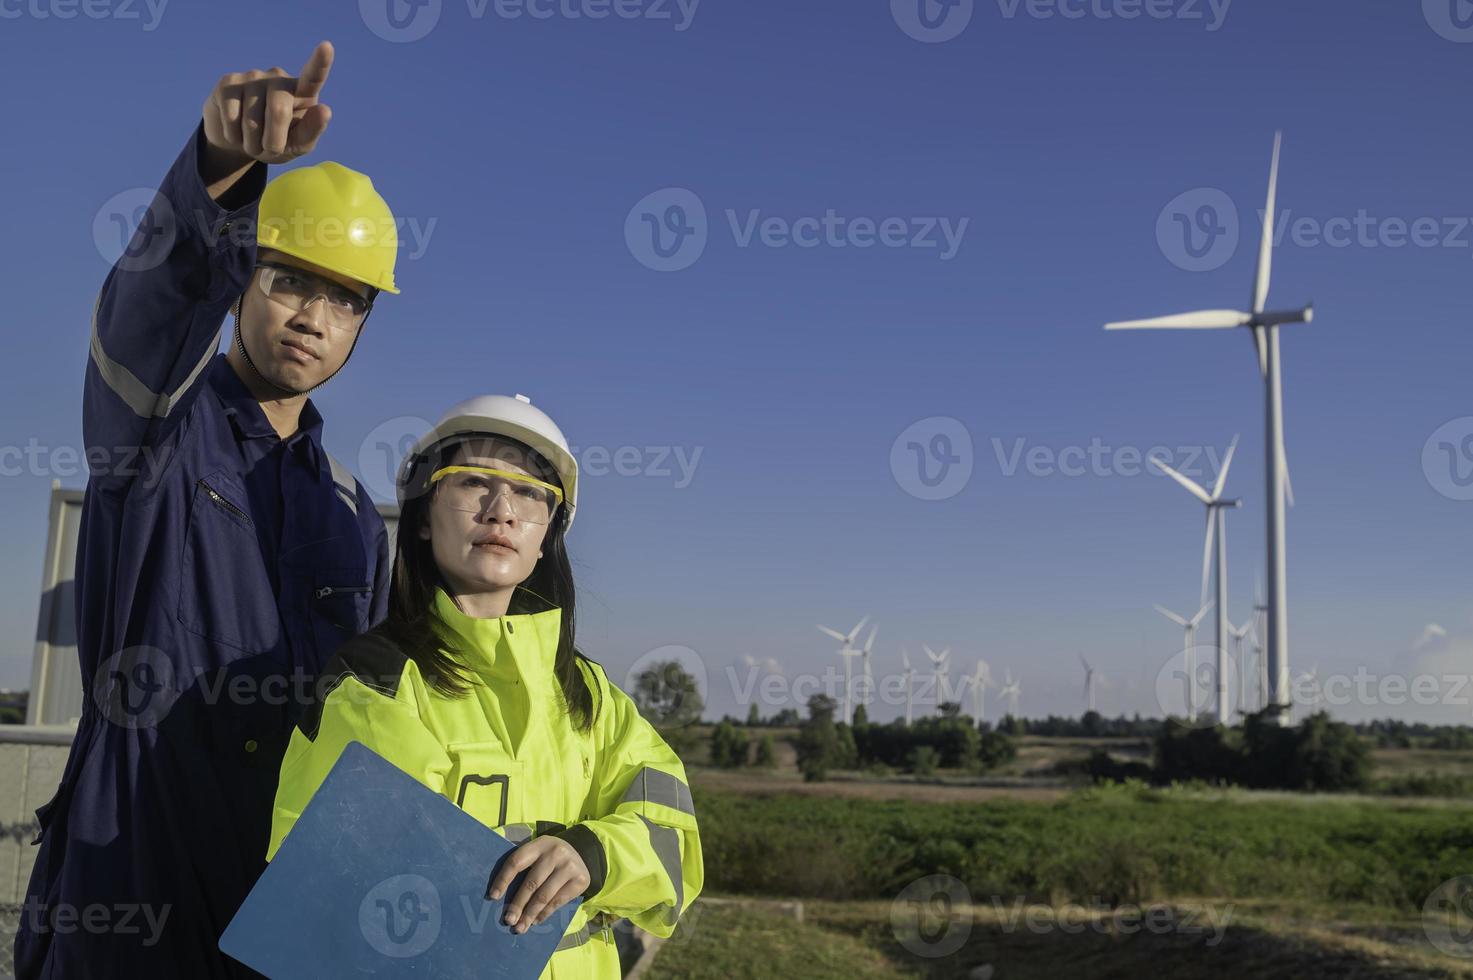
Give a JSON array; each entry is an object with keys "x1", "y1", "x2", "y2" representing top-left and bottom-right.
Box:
[
  {"x1": 1149, "y1": 456, "x2": 1214, "y2": 504},
  {"x1": 1105, "y1": 310, "x2": 1253, "y2": 331},
  {"x1": 1251, "y1": 325, "x2": 1268, "y2": 379},
  {"x1": 846, "y1": 616, "x2": 871, "y2": 644},
  {"x1": 1200, "y1": 510, "x2": 1216, "y2": 611},
  {"x1": 817, "y1": 625, "x2": 846, "y2": 642},
  {"x1": 1212, "y1": 436, "x2": 1240, "y2": 501},
  {"x1": 1253, "y1": 131, "x2": 1282, "y2": 315},
  {"x1": 864, "y1": 625, "x2": 877, "y2": 653},
  {"x1": 901, "y1": 647, "x2": 911, "y2": 670},
  {"x1": 1155, "y1": 604, "x2": 1189, "y2": 628},
  {"x1": 1190, "y1": 601, "x2": 1215, "y2": 627}
]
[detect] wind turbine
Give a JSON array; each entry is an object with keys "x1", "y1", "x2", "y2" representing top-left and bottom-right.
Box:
[
  {"x1": 1150, "y1": 436, "x2": 1241, "y2": 723},
  {"x1": 856, "y1": 625, "x2": 878, "y2": 719},
  {"x1": 1155, "y1": 602, "x2": 1215, "y2": 722},
  {"x1": 923, "y1": 645, "x2": 951, "y2": 715},
  {"x1": 1106, "y1": 132, "x2": 1316, "y2": 726},
  {"x1": 965, "y1": 658, "x2": 994, "y2": 723},
  {"x1": 1079, "y1": 655, "x2": 1103, "y2": 714},
  {"x1": 998, "y1": 669, "x2": 1022, "y2": 718},
  {"x1": 900, "y1": 648, "x2": 916, "y2": 726},
  {"x1": 1228, "y1": 618, "x2": 1253, "y2": 718},
  {"x1": 817, "y1": 616, "x2": 868, "y2": 726},
  {"x1": 1252, "y1": 578, "x2": 1269, "y2": 712}
]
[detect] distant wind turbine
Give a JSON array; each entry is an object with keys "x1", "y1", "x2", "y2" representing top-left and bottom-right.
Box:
[
  {"x1": 817, "y1": 615, "x2": 868, "y2": 725},
  {"x1": 1156, "y1": 602, "x2": 1215, "y2": 722},
  {"x1": 965, "y1": 658, "x2": 993, "y2": 723},
  {"x1": 998, "y1": 669, "x2": 1022, "y2": 718},
  {"x1": 900, "y1": 648, "x2": 916, "y2": 726},
  {"x1": 923, "y1": 645, "x2": 951, "y2": 715},
  {"x1": 1079, "y1": 655, "x2": 1105, "y2": 714},
  {"x1": 1150, "y1": 436, "x2": 1241, "y2": 723}
]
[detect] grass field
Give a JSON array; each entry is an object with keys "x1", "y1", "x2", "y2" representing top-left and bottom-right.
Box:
[
  {"x1": 668, "y1": 731, "x2": 1473, "y2": 978},
  {"x1": 647, "y1": 896, "x2": 1473, "y2": 979}
]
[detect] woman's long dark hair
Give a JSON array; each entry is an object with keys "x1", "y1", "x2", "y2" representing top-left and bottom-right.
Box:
[{"x1": 371, "y1": 437, "x2": 598, "y2": 733}]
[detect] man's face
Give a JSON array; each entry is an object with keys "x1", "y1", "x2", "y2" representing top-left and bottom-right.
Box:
[{"x1": 236, "y1": 248, "x2": 373, "y2": 393}]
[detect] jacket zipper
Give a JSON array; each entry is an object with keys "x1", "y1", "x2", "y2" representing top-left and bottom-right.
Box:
[
  {"x1": 198, "y1": 479, "x2": 250, "y2": 523},
  {"x1": 315, "y1": 585, "x2": 373, "y2": 600}
]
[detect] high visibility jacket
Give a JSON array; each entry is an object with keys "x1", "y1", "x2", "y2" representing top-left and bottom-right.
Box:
[
  {"x1": 268, "y1": 587, "x2": 704, "y2": 979},
  {"x1": 14, "y1": 123, "x2": 389, "y2": 980}
]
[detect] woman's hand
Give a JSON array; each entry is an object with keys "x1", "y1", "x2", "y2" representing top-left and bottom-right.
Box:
[{"x1": 487, "y1": 836, "x2": 591, "y2": 934}]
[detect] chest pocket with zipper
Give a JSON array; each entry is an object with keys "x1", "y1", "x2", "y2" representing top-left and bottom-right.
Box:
[
  {"x1": 177, "y1": 470, "x2": 281, "y2": 655},
  {"x1": 447, "y1": 741, "x2": 524, "y2": 829},
  {"x1": 309, "y1": 569, "x2": 374, "y2": 664}
]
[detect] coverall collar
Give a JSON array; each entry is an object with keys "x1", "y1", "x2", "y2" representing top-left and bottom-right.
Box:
[
  {"x1": 208, "y1": 354, "x2": 325, "y2": 453},
  {"x1": 431, "y1": 585, "x2": 563, "y2": 678}
]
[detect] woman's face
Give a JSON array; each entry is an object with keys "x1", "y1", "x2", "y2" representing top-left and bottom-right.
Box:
[{"x1": 420, "y1": 437, "x2": 556, "y2": 599}]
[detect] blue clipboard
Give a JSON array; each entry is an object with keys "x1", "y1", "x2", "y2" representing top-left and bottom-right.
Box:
[{"x1": 220, "y1": 740, "x2": 581, "y2": 978}]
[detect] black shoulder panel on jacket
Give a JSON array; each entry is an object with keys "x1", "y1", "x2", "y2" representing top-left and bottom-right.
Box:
[{"x1": 297, "y1": 630, "x2": 410, "y2": 742}]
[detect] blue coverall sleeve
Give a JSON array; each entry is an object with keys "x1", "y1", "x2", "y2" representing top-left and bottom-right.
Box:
[{"x1": 83, "y1": 120, "x2": 266, "y2": 478}]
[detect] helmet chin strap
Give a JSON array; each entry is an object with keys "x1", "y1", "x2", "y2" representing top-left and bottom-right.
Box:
[{"x1": 232, "y1": 297, "x2": 367, "y2": 398}]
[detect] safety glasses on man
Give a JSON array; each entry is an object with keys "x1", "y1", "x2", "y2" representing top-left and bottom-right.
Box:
[{"x1": 255, "y1": 261, "x2": 373, "y2": 330}]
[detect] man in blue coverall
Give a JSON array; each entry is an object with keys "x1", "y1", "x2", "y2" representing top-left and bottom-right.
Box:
[{"x1": 14, "y1": 41, "x2": 400, "y2": 978}]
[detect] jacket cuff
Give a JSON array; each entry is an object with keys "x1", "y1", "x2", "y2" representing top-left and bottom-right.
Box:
[
  {"x1": 181, "y1": 119, "x2": 268, "y2": 243},
  {"x1": 552, "y1": 823, "x2": 607, "y2": 900}
]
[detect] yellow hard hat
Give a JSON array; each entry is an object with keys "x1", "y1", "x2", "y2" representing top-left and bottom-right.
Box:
[{"x1": 257, "y1": 161, "x2": 401, "y2": 295}]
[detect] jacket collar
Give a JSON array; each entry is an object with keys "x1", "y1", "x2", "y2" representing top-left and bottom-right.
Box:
[
  {"x1": 431, "y1": 586, "x2": 563, "y2": 680},
  {"x1": 208, "y1": 354, "x2": 325, "y2": 455}
]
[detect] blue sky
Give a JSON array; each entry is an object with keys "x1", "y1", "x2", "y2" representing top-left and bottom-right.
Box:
[{"x1": 1, "y1": 0, "x2": 1470, "y2": 724}]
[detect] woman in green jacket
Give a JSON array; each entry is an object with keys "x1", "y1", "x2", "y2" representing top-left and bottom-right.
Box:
[{"x1": 267, "y1": 394, "x2": 702, "y2": 978}]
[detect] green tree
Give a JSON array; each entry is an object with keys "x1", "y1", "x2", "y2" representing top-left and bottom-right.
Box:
[
  {"x1": 975, "y1": 729, "x2": 1017, "y2": 773},
  {"x1": 631, "y1": 660, "x2": 705, "y2": 760},
  {"x1": 796, "y1": 694, "x2": 839, "y2": 782},
  {"x1": 908, "y1": 745, "x2": 940, "y2": 776},
  {"x1": 755, "y1": 734, "x2": 776, "y2": 768},
  {"x1": 709, "y1": 719, "x2": 750, "y2": 767}
]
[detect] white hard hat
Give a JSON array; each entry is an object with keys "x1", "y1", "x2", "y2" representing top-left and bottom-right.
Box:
[{"x1": 396, "y1": 393, "x2": 579, "y2": 530}]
